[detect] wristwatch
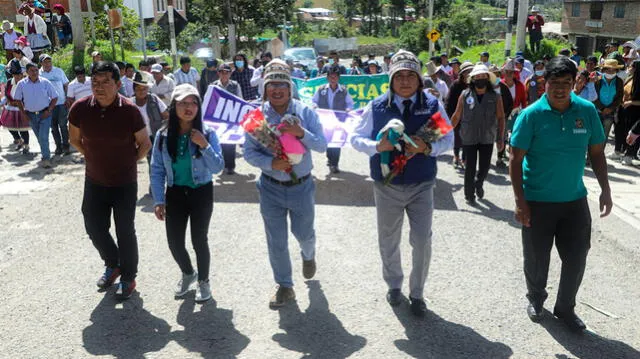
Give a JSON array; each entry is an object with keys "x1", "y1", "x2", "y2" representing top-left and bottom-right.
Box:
[{"x1": 422, "y1": 142, "x2": 432, "y2": 156}]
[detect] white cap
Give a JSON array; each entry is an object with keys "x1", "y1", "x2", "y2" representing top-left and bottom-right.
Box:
[
  {"x1": 172, "y1": 83, "x2": 201, "y2": 102},
  {"x1": 151, "y1": 63, "x2": 163, "y2": 73}
]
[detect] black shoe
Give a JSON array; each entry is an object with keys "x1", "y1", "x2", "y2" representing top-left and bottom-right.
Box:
[
  {"x1": 386, "y1": 289, "x2": 402, "y2": 307},
  {"x1": 475, "y1": 185, "x2": 485, "y2": 199},
  {"x1": 409, "y1": 297, "x2": 427, "y2": 317},
  {"x1": 465, "y1": 196, "x2": 476, "y2": 205},
  {"x1": 527, "y1": 302, "x2": 544, "y2": 323},
  {"x1": 329, "y1": 165, "x2": 340, "y2": 174},
  {"x1": 54, "y1": 147, "x2": 63, "y2": 156},
  {"x1": 496, "y1": 159, "x2": 507, "y2": 168},
  {"x1": 554, "y1": 309, "x2": 586, "y2": 332},
  {"x1": 302, "y1": 259, "x2": 316, "y2": 279},
  {"x1": 63, "y1": 146, "x2": 71, "y2": 156},
  {"x1": 225, "y1": 168, "x2": 236, "y2": 175}
]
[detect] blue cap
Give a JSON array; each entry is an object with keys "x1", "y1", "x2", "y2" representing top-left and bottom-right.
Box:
[
  {"x1": 206, "y1": 59, "x2": 218, "y2": 68},
  {"x1": 516, "y1": 51, "x2": 524, "y2": 56}
]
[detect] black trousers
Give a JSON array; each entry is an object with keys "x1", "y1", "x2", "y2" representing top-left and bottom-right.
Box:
[
  {"x1": 522, "y1": 197, "x2": 591, "y2": 312},
  {"x1": 462, "y1": 144, "x2": 493, "y2": 199},
  {"x1": 617, "y1": 106, "x2": 640, "y2": 157},
  {"x1": 82, "y1": 179, "x2": 138, "y2": 282},
  {"x1": 165, "y1": 182, "x2": 213, "y2": 281},
  {"x1": 221, "y1": 144, "x2": 236, "y2": 170},
  {"x1": 9, "y1": 130, "x2": 29, "y2": 144},
  {"x1": 326, "y1": 148, "x2": 341, "y2": 167}
]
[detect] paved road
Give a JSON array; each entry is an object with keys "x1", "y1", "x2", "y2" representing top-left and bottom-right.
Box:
[{"x1": 0, "y1": 130, "x2": 639, "y2": 358}]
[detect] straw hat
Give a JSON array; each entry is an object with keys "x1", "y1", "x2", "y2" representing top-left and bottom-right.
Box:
[
  {"x1": 424, "y1": 61, "x2": 441, "y2": 76},
  {"x1": 601, "y1": 59, "x2": 624, "y2": 70}
]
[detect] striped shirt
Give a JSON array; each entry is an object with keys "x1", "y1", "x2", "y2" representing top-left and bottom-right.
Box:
[{"x1": 174, "y1": 67, "x2": 200, "y2": 87}]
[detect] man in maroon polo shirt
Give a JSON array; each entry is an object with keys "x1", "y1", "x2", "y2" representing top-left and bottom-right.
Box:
[{"x1": 68, "y1": 61, "x2": 152, "y2": 300}]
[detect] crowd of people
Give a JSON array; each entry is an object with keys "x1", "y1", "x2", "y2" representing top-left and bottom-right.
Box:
[{"x1": 0, "y1": 5, "x2": 634, "y2": 331}]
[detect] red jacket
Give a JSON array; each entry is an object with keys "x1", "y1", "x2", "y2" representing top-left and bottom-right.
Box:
[
  {"x1": 526, "y1": 15, "x2": 544, "y2": 32},
  {"x1": 502, "y1": 77, "x2": 527, "y2": 110}
]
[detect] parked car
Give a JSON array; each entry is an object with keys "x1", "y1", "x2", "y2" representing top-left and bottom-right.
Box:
[{"x1": 283, "y1": 47, "x2": 318, "y2": 76}]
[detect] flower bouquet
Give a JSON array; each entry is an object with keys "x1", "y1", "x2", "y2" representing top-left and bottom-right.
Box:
[
  {"x1": 383, "y1": 111, "x2": 452, "y2": 185},
  {"x1": 240, "y1": 108, "x2": 303, "y2": 181}
]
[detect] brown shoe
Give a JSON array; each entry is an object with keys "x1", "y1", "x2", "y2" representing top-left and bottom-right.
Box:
[
  {"x1": 302, "y1": 259, "x2": 316, "y2": 279},
  {"x1": 269, "y1": 286, "x2": 295, "y2": 308}
]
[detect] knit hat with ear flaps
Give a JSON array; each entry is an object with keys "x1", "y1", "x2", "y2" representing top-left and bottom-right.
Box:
[
  {"x1": 262, "y1": 59, "x2": 293, "y2": 100},
  {"x1": 388, "y1": 50, "x2": 423, "y2": 105}
]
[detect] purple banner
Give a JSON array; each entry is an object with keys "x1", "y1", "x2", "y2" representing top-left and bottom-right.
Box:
[{"x1": 201, "y1": 86, "x2": 361, "y2": 148}]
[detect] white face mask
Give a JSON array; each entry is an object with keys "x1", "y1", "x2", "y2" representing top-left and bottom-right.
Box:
[
  {"x1": 534, "y1": 70, "x2": 545, "y2": 77},
  {"x1": 604, "y1": 73, "x2": 617, "y2": 80}
]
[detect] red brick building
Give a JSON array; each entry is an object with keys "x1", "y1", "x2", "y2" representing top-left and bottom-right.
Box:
[{"x1": 562, "y1": 0, "x2": 640, "y2": 55}]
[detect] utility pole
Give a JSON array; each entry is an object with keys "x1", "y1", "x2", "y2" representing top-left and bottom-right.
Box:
[
  {"x1": 428, "y1": 0, "x2": 434, "y2": 56},
  {"x1": 70, "y1": 0, "x2": 85, "y2": 66},
  {"x1": 225, "y1": 0, "x2": 236, "y2": 57},
  {"x1": 168, "y1": 5, "x2": 178, "y2": 69},
  {"x1": 505, "y1": 0, "x2": 515, "y2": 57},
  {"x1": 137, "y1": 0, "x2": 147, "y2": 60},
  {"x1": 515, "y1": 0, "x2": 529, "y2": 52},
  {"x1": 282, "y1": 15, "x2": 288, "y2": 49},
  {"x1": 211, "y1": 26, "x2": 221, "y2": 60}
]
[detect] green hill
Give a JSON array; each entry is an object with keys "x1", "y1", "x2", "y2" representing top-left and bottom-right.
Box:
[{"x1": 295, "y1": 0, "x2": 334, "y2": 9}]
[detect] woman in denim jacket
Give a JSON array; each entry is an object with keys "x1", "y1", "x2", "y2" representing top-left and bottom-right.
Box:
[{"x1": 150, "y1": 84, "x2": 224, "y2": 302}]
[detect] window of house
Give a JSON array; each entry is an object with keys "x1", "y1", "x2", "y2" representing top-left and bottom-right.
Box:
[
  {"x1": 614, "y1": 4, "x2": 625, "y2": 18},
  {"x1": 590, "y1": 2, "x2": 603, "y2": 20},
  {"x1": 156, "y1": 0, "x2": 166, "y2": 12},
  {"x1": 571, "y1": 3, "x2": 580, "y2": 17},
  {"x1": 176, "y1": 0, "x2": 184, "y2": 10}
]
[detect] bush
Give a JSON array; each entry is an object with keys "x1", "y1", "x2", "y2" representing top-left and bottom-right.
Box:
[
  {"x1": 398, "y1": 19, "x2": 430, "y2": 55},
  {"x1": 82, "y1": 0, "x2": 140, "y2": 50},
  {"x1": 326, "y1": 16, "x2": 354, "y2": 38}
]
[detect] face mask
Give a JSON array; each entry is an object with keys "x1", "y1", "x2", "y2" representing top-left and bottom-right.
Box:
[
  {"x1": 328, "y1": 59, "x2": 334, "y2": 65},
  {"x1": 604, "y1": 73, "x2": 616, "y2": 80},
  {"x1": 262, "y1": 60, "x2": 269, "y2": 66},
  {"x1": 535, "y1": 70, "x2": 545, "y2": 77},
  {"x1": 235, "y1": 61, "x2": 244, "y2": 69},
  {"x1": 473, "y1": 79, "x2": 489, "y2": 89}
]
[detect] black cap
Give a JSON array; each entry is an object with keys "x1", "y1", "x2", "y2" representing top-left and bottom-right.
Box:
[
  {"x1": 480, "y1": 51, "x2": 490, "y2": 57},
  {"x1": 327, "y1": 65, "x2": 342, "y2": 75},
  {"x1": 218, "y1": 63, "x2": 232, "y2": 72},
  {"x1": 73, "y1": 65, "x2": 85, "y2": 74},
  {"x1": 440, "y1": 52, "x2": 448, "y2": 57},
  {"x1": 450, "y1": 58, "x2": 461, "y2": 65}
]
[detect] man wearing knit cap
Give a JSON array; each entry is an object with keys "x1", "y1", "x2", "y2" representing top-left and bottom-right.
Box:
[
  {"x1": 244, "y1": 59, "x2": 327, "y2": 308},
  {"x1": 351, "y1": 50, "x2": 454, "y2": 317}
]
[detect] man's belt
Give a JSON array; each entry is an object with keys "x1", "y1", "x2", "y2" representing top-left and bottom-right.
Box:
[
  {"x1": 25, "y1": 108, "x2": 49, "y2": 116},
  {"x1": 262, "y1": 174, "x2": 311, "y2": 187}
]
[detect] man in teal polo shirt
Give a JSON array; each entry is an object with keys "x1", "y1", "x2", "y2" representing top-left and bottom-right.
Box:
[{"x1": 509, "y1": 56, "x2": 613, "y2": 332}]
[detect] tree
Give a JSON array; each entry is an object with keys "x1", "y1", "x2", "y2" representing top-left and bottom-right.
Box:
[
  {"x1": 398, "y1": 18, "x2": 430, "y2": 54},
  {"x1": 333, "y1": 0, "x2": 359, "y2": 26},
  {"x1": 83, "y1": 0, "x2": 140, "y2": 50},
  {"x1": 444, "y1": 5, "x2": 484, "y2": 46}
]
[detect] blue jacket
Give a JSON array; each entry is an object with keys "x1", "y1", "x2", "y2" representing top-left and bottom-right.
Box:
[
  {"x1": 369, "y1": 91, "x2": 440, "y2": 184},
  {"x1": 150, "y1": 126, "x2": 224, "y2": 205}
]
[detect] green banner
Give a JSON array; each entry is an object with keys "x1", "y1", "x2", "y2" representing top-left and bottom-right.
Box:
[{"x1": 292, "y1": 74, "x2": 390, "y2": 109}]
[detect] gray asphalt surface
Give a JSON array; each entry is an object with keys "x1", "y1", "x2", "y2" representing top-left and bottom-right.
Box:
[{"x1": 0, "y1": 130, "x2": 639, "y2": 358}]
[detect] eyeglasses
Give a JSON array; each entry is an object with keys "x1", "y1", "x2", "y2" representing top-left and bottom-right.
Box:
[
  {"x1": 267, "y1": 83, "x2": 290, "y2": 89},
  {"x1": 176, "y1": 100, "x2": 199, "y2": 108}
]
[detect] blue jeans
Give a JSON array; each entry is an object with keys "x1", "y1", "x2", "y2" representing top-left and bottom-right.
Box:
[
  {"x1": 51, "y1": 105, "x2": 69, "y2": 149},
  {"x1": 257, "y1": 175, "x2": 317, "y2": 288},
  {"x1": 27, "y1": 112, "x2": 52, "y2": 160}
]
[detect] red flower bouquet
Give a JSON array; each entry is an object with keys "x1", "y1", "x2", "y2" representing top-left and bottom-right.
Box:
[{"x1": 240, "y1": 108, "x2": 298, "y2": 181}]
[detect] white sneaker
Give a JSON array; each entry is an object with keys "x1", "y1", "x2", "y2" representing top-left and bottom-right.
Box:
[
  {"x1": 607, "y1": 151, "x2": 623, "y2": 160},
  {"x1": 174, "y1": 271, "x2": 197, "y2": 297},
  {"x1": 621, "y1": 156, "x2": 634, "y2": 165},
  {"x1": 195, "y1": 280, "x2": 212, "y2": 302}
]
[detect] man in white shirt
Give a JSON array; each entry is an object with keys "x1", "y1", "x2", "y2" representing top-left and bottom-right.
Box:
[
  {"x1": 515, "y1": 57, "x2": 533, "y2": 83},
  {"x1": 250, "y1": 52, "x2": 273, "y2": 98},
  {"x1": 311, "y1": 66, "x2": 355, "y2": 173},
  {"x1": 149, "y1": 63, "x2": 175, "y2": 106},
  {"x1": 174, "y1": 56, "x2": 200, "y2": 88},
  {"x1": 39, "y1": 53, "x2": 70, "y2": 155},
  {"x1": 439, "y1": 53, "x2": 452, "y2": 74},
  {"x1": 66, "y1": 65, "x2": 92, "y2": 105},
  {"x1": 424, "y1": 61, "x2": 448, "y2": 103}
]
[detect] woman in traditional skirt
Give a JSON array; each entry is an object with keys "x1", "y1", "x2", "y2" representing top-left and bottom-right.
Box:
[
  {"x1": 0, "y1": 61, "x2": 30, "y2": 154},
  {"x1": 18, "y1": 4, "x2": 50, "y2": 61}
]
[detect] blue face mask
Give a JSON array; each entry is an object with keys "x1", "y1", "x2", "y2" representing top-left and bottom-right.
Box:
[
  {"x1": 328, "y1": 59, "x2": 334, "y2": 65},
  {"x1": 535, "y1": 70, "x2": 544, "y2": 77},
  {"x1": 235, "y1": 60, "x2": 244, "y2": 69}
]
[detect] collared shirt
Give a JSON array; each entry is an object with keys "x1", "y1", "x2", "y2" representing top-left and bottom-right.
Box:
[
  {"x1": 3, "y1": 31, "x2": 18, "y2": 50},
  {"x1": 13, "y1": 76, "x2": 57, "y2": 111},
  {"x1": 510, "y1": 93, "x2": 605, "y2": 202},
  {"x1": 174, "y1": 67, "x2": 200, "y2": 87},
  {"x1": 598, "y1": 78, "x2": 617, "y2": 107},
  {"x1": 212, "y1": 79, "x2": 243, "y2": 98},
  {"x1": 150, "y1": 75, "x2": 175, "y2": 106},
  {"x1": 434, "y1": 78, "x2": 449, "y2": 103},
  {"x1": 69, "y1": 95, "x2": 146, "y2": 186},
  {"x1": 67, "y1": 77, "x2": 93, "y2": 102},
  {"x1": 39, "y1": 66, "x2": 69, "y2": 106},
  {"x1": 243, "y1": 99, "x2": 327, "y2": 181},
  {"x1": 351, "y1": 91, "x2": 454, "y2": 158},
  {"x1": 121, "y1": 76, "x2": 134, "y2": 97},
  {"x1": 311, "y1": 84, "x2": 355, "y2": 111}
]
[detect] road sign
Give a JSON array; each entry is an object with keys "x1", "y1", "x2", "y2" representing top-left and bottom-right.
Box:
[{"x1": 427, "y1": 29, "x2": 440, "y2": 42}]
